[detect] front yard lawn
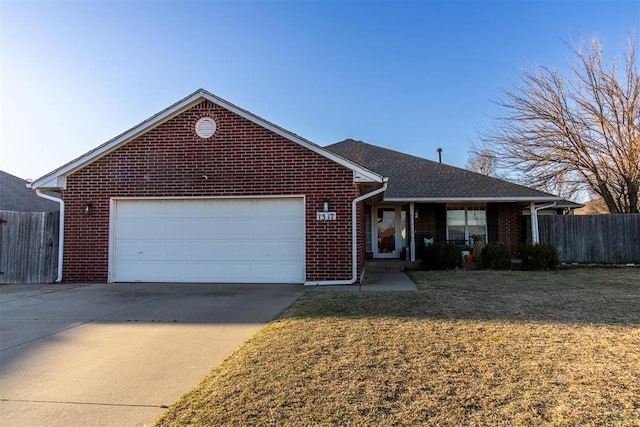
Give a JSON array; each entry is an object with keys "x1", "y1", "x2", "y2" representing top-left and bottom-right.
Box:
[{"x1": 156, "y1": 269, "x2": 640, "y2": 426}]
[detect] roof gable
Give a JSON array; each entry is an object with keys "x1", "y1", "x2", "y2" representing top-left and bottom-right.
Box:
[
  {"x1": 326, "y1": 139, "x2": 564, "y2": 202},
  {"x1": 31, "y1": 90, "x2": 383, "y2": 189}
]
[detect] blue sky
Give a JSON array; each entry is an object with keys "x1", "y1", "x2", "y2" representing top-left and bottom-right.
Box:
[{"x1": 1, "y1": 0, "x2": 638, "y2": 180}]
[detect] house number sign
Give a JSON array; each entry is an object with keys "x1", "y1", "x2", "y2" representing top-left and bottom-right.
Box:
[{"x1": 316, "y1": 212, "x2": 337, "y2": 221}]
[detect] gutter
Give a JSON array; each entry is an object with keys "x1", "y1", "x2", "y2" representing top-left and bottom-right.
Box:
[
  {"x1": 530, "y1": 201, "x2": 557, "y2": 244},
  {"x1": 305, "y1": 179, "x2": 388, "y2": 286},
  {"x1": 35, "y1": 190, "x2": 64, "y2": 283},
  {"x1": 383, "y1": 196, "x2": 564, "y2": 203}
]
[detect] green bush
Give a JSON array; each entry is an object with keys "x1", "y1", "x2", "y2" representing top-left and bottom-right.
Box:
[
  {"x1": 481, "y1": 242, "x2": 512, "y2": 270},
  {"x1": 421, "y1": 242, "x2": 463, "y2": 270},
  {"x1": 521, "y1": 243, "x2": 560, "y2": 270}
]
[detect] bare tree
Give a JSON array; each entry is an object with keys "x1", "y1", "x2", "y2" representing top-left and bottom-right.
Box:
[
  {"x1": 478, "y1": 35, "x2": 640, "y2": 213},
  {"x1": 466, "y1": 148, "x2": 498, "y2": 176}
]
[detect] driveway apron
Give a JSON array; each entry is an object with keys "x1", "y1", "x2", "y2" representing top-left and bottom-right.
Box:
[{"x1": 0, "y1": 283, "x2": 304, "y2": 427}]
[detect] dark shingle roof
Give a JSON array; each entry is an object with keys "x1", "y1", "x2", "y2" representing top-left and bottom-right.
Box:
[
  {"x1": 0, "y1": 171, "x2": 60, "y2": 212},
  {"x1": 325, "y1": 139, "x2": 561, "y2": 201}
]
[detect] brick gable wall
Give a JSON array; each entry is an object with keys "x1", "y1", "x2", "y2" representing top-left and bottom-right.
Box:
[{"x1": 61, "y1": 100, "x2": 360, "y2": 282}]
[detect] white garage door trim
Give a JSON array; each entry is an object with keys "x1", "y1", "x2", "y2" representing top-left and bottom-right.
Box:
[{"x1": 108, "y1": 196, "x2": 305, "y2": 283}]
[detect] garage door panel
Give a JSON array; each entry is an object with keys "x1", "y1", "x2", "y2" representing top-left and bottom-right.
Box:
[
  {"x1": 117, "y1": 218, "x2": 302, "y2": 240},
  {"x1": 116, "y1": 222, "x2": 240, "y2": 241},
  {"x1": 112, "y1": 198, "x2": 305, "y2": 283},
  {"x1": 225, "y1": 241, "x2": 303, "y2": 260},
  {"x1": 114, "y1": 261, "x2": 303, "y2": 283},
  {"x1": 118, "y1": 240, "x2": 303, "y2": 261}
]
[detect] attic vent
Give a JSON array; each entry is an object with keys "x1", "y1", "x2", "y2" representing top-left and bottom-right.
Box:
[{"x1": 195, "y1": 117, "x2": 216, "y2": 138}]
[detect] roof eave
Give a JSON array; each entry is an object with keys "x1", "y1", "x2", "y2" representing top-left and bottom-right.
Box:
[
  {"x1": 31, "y1": 89, "x2": 384, "y2": 190},
  {"x1": 28, "y1": 176, "x2": 67, "y2": 190},
  {"x1": 30, "y1": 91, "x2": 206, "y2": 190},
  {"x1": 199, "y1": 92, "x2": 383, "y2": 183},
  {"x1": 382, "y1": 196, "x2": 566, "y2": 203}
]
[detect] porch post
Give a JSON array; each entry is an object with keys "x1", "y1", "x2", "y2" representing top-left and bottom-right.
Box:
[
  {"x1": 410, "y1": 202, "x2": 416, "y2": 261},
  {"x1": 530, "y1": 201, "x2": 539, "y2": 244}
]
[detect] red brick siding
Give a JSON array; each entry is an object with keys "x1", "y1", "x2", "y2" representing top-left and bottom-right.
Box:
[
  {"x1": 414, "y1": 204, "x2": 437, "y2": 239},
  {"x1": 61, "y1": 100, "x2": 359, "y2": 282},
  {"x1": 413, "y1": 203, "x2": 523, "y2": 258},
  {"x1": 496, "y1": 205, "x2": 522, "y2": 256}
]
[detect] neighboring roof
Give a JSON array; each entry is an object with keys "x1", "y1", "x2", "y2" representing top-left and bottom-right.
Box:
[
  {"x1": 553, "y1": 200, "x2": 584, "y2": 210},
  {"x1": 31, "y1": 89, "x2": 383, "y2": 190},
  {"x1": 575, "y1": 198, "x2": 608, "y2": 215},
  {"x1": 326, "y1": 139, "x2": 565, "y2": 203},
  {"x1": 0, "y1": 171, "x2": 60, "y2": 212}
]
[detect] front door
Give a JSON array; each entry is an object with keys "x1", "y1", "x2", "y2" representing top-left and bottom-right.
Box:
[{"x1": 373, "y1": 206, "x2": 401, "y2": 258}]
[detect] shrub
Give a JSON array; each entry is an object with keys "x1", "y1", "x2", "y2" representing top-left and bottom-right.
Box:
[
  {"x1": 481, "y1": 242, "x2": 511, "y2": 270},
  {"x1": 521, "y1": 243, "x2": 560, "y2": 270},
  {"x1": 421, "y1": 242, "x2": 463, "y2": 270}
]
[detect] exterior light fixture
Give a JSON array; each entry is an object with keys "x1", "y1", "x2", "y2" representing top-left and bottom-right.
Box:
[
  {"x1": 84, "y1": 202, "x2": 93, "y2": 215},
  {"x1": 323, "y1": 198, "x2": 329, "y2": 212}
]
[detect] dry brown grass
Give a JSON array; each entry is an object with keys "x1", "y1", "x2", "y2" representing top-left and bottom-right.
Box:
[{"x1": 156, "y1": 269, "x2": 640, "y2": 426}]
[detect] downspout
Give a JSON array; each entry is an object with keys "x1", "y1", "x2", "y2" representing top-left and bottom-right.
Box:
[
  {"x1": 409, "y1": 202, "x2": 416, "y2": 262},
  {"x1": 306, "y1": 179, "x2": 388, "y2": 286},
  {"x1": 530, "y1": 201, "x2": 556, "y2": 244},
  {"x1": 35, "y1": 190, "x2": 64, "y2": 283}
]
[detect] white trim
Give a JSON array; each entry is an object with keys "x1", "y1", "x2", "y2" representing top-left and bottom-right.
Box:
[
  {"x1": 530, "y1": 201, "x2": 539, "y2": 245},
  {"x1": 445, "y1": 206, "x2": 488, "y2": 245},
  {"x1": 383, "y1": 196, "x2": 564, "y2": 203},
  {"x1": 530, "y1": 201, "x2": 557, "y2": 244},
  {"x1": 108, "y1": 195, "x2": 306, "y2": 283},
  {"x1": 108, "y1": 194, "x2": 306, "y2": 202},
  {"x1": 30, "y1": 176, "x2": 66, "y2": 190},
  {"x1": 409, "y1": 202, "x2": 416, "y2": 262},
  {"x1": 32, "y1": 94, "x2": 205, "y2": 189},
  {"x1": 35, "y1": 190, "x2": 64, "y2": 283},
  {"x1": 203, "y1": 92, "x2": 382, "y2": 183},
  {"x1": 372, "y1": 205, "x2": 402, "y2": 259},
  {"x1": 108, "y1": 198, "x2": 117, "y2": 283},
  {"x1": 31, "y1": 89, "x2": 383, "y2": 190}
]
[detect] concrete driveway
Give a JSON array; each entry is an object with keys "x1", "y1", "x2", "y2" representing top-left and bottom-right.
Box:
[{"x1": 0, "y1": 283, "x2": 305, "y2": 427}]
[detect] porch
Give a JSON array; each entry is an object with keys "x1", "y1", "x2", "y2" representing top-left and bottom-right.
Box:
[
  {"x1": 365, "y1": 259, "x2": 481, "y2": 272},
  {"x1": 364, "y1": 201, "x2": 544, "y2": 262},
  {"x1": 365, "y1": 259, "x2": 421, "y2": 272},
  {"x1": 365, "y1": 202, "x2": 492, "y2": 262}
]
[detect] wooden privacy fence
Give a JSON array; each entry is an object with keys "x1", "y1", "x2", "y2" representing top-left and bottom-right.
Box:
[
  {"x1": 538, "y1": 214, "x2": 640, "y2": 264},
  {"x1": 0, "y1": 210, "x2": 59, "y2": 283}
]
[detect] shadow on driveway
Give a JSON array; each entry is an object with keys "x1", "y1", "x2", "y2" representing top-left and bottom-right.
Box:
[{"x1": 0, "y1": 282, "x2": 305, "y2": 427}]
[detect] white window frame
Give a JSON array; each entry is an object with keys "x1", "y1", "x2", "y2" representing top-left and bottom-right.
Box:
[{"x1": 446, "y1": 205, "x2": 487, "y2": 245}]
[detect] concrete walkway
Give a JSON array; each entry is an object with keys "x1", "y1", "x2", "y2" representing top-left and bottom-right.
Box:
[
  {"x1": 0, "y1": 283, "x2": 304, "y2": 427},
  {"x1": 310, "y1": 271, "x2": 417, "y2": 292},
  {"x1": 0, "y1": 273, "x2": 414, "y2": 426}
]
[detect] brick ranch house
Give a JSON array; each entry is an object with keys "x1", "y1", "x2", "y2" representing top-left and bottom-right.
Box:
[{"x1": 31, "y1": 89, "x2": 573, "y2": 285}]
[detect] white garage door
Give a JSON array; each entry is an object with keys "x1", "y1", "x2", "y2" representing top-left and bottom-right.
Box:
[{"x1": 110, "y1": 198, "x2": 305, "y2": 283}]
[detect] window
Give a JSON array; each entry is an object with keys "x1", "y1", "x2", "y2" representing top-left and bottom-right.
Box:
[{"x1": 446, "y1": 207, "x2": 486, "y2": 245}]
